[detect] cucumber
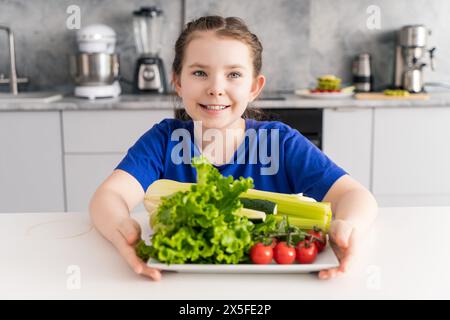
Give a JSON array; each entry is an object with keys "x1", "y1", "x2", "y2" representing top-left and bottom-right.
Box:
[
  {"x1": 239, "y1": 198, "x2": 278, "y2": 215},
  {"x1": 234, "y1": 207, "x2": 266, "y2": 222}
]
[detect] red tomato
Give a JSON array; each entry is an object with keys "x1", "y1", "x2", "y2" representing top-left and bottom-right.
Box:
[
  {"x1": 273, "y1": 242, "x2": 296, "y2": 264},
  {"x1": 250, "y1": 243, "x2": 273, "y2": 264},
  {"x1": 296, "y1": 240, "x2": 318, "y2": 264},
  {"x1": 307, "y1": 229, "x2": 327, "y2": 253}
]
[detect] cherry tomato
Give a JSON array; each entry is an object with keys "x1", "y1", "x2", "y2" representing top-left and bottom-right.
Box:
[
  {"x1": 296, "y1": 240, "x2": 318, "y2": 264},
  {"x1": 307, "y1": 229, "x2": 327, "y2": 253},
  {"x1": 250, "y1": 243, "x2": 273, "y2": 264},
  {"x1": 273, "y1": 242, "x2": 296, "y2": 264}
]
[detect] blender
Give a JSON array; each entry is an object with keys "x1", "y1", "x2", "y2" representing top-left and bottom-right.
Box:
[{"x1": 133, "y1": 6, "x2": 167, "y2": 94}]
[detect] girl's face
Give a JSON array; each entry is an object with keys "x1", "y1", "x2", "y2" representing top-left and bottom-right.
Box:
[{"x1": 173, "y1": 31, "x2": 265, "y2": 130}]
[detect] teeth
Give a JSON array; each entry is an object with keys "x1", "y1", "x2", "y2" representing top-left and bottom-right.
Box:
[{"x1": 203, "y1": 105, "x2": 228, "y2": 110}]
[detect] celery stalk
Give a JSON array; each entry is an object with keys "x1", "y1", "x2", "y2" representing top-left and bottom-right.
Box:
[{"x1": 273, "y1": 214, "x2": 331, "y2": 232}]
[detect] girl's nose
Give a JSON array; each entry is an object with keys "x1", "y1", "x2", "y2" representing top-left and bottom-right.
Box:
[
  {"x1": 207, "y1": 79, "x2": 225, "y2": 96},
  {"x1": 208, "y1": 89, "x2": 223, "y2": 96}
]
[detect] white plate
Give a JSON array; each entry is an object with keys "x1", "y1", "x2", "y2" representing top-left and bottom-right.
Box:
[
  {"x1": 147, "y1": 247, "x2": 339, "y2": 273},
  {"x1": 295, "y1": 89, "x2": 354, "y2": 100}
]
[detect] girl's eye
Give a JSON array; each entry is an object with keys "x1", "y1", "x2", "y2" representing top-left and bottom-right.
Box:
[
  {"x1": 193, "y1": 70, "x2": 207, "y2": 77},
  {"x1": 192, "y1": 70, "x2": 241, "y2": 78}
]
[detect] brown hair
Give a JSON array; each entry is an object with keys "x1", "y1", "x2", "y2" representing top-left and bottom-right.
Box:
[{"x1": 171, "y1": 15, "x2": 268, "y2": 121}]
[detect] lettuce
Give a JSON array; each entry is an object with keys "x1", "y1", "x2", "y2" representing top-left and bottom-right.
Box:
[{"x1": 137, "y1": 156, "x2": 256, "y2": 264}]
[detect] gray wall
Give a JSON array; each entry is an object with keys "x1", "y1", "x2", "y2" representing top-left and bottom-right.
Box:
[{"x1": 1, "y1": 0, "x2": 449, "y2": 93}]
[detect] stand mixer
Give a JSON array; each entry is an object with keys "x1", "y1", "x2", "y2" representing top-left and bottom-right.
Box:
[
  {"x1": 133, "y1": 6, "x2": 167, "y2": 94},
  {"x1": 70, "y1": 24, "x2": 121, "y2": 99}
]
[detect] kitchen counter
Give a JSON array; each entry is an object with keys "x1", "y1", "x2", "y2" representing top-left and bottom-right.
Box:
[
  {"x1": 1, "y1": 206, "x2": 449, "y2": 299},
  {"x1": 3, "y1": 92, "x2": 450, "y2": 111}
]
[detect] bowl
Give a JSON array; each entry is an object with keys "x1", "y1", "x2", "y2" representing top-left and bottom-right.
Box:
[{"x1": 70, "y1": 52, "x2": 119, "y2": 86}]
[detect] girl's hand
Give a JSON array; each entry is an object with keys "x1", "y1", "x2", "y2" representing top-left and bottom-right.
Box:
[
  {"x1": 111, "y1": 217, "x2": 161, "y2": 281},
  {"x1": 318, "y1": 219, "x2": 358, "y2": 280}
]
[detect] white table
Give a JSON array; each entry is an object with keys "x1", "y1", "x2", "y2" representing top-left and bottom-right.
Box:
[{"x1": 1, "y1": 207, "x2": 449, "y2": 299}]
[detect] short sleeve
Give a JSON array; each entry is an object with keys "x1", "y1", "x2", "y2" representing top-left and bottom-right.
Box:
[
  {"x1": 284, "y1": 130, "x2": 347, "y2": 201},
  {"x1": 115, "y1": 119, "x2": 170, "y2": 192}
]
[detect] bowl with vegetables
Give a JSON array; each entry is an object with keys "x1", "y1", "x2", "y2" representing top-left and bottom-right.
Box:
[{"x1": 136, "y1": 156, "x2": 339, "y2": 273}]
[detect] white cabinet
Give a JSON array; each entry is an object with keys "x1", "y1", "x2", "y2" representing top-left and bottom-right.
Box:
[
  {"x1": 0, "y1": 111, "x2": 65, "y2": 212},
  {"x1": 322, "y1": 108, "x2": 373, "y2": 190},
  {"x1": 63, "y1": 109, "x2": 173, "y2": 212},
  {"x1": 63, "y1": 110, "x2": 174, "y2": 153},
  {"x1": 373, "y1": 107, "x2": 450, "y2": 206}
]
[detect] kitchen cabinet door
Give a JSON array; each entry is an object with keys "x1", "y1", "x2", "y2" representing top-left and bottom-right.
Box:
[
  {"x1": 63, "y1": 109, "x2": 174, "y2": 153},
  {"x1": 322, "y1": 108, "x2": 373, "y2": 190},
  {"x1": 65, "y1": 154, "x2": 145, "y2": 213},
  {"x1": 373, "y1": 107, "x2": 450, "y2": 206},
  {"x1": 0, "y1": 111, "x2": 65, "y2": 212}
]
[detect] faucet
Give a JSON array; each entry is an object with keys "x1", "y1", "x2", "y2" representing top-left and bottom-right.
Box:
[{"x1": 0, "y1": 25, "x2": 28, "y2": 95}]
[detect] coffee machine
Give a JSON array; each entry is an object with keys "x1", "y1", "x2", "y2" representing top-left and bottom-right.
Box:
[
  {"x1": 133, "y1": 6, "x2": 167, "y2": 94},
  {"x1": 394, "y1": 25, "x2": 436, "y2": 93}
]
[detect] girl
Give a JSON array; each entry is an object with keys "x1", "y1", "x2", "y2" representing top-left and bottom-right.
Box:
[{"x1": 89, "y1": 16, "x2": 378, "y2": 281}]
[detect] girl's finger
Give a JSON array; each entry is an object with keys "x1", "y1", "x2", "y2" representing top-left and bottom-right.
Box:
[
  {"x1": 140, "y1": 265, "x2": 162, "y2": 281},
  {"x1": 118, "y1": 218, "x2": 142, "y2": 245},
  {"x1": 319, "y1": 268, "x2": 339, "y2": 280},
  {"x1": 338, "y1": 254, "x2": 353, "y2": 273},
  {"x1": 329, "y1": 241, "x2": 344, "y2": 261},
  {"x1": 114, "y1": 233, "x2": 161, "y2": 280},
  {"x1": 330, "y1": 221, "x2": 353, "y2": 249},
  {"x1": 338, "y1": 229, "x2": 358, "y2": 273}
]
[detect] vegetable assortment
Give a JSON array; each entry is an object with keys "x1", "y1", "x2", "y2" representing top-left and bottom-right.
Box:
[{"x1": 136, "y1": 156, "x2": 331, "y2": 265}]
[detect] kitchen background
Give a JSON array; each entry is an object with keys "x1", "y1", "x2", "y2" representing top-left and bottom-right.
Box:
[
  {"x1": 1, "y1": 0, "x2": 450, "y2": 93},
  {"x1": 2, "y1": 0, "x2": 450, "y2": 213}
]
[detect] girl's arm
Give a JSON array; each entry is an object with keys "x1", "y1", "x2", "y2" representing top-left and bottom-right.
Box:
[
  {"x1": 319, "y1": 174, "x2": 378, "y2": 279},
  {"x1": 89, "y1": 170, "x2": 161, "y2": 280},
  {"x1": 323, "y1": 174, "x2": 378, "y2": 233}
]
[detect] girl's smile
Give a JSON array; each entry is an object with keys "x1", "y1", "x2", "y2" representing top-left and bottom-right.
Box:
[{"x1": 198, "y1": 103, "x2": 231, "y2": 115}]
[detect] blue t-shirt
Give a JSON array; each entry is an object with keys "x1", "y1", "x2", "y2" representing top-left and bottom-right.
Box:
[{"x1": 115, "y1": 118, "x2": 347, "y2": 201}]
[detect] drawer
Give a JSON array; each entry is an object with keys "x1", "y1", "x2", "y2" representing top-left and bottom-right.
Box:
[
  {"x1": 63, "y1": 110, "x2": 174, "y2": 153},
  {"x1": 0, "y1": 111, "x2": 64, "y2": 212}
]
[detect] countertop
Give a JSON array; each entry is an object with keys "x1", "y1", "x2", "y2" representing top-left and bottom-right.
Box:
[
  {"x1": 1, "y1": 206, "x2": 449, "y2": 299},
  {"x1": 3, "y1": 92, "x2": 450, "y2": 111}
]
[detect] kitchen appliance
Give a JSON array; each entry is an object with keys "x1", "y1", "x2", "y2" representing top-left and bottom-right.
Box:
[
  {"x1": 133, "y1": 6, "x2": 167, "y2": 94},
  {"x1": 352, "y1": 53, "x2": 373, "y2": 92},
  {"x1": 394, "y1": 25, "x2": 436, "y2": 93},
  {"x1": 70, "y1": 24, "x2": 121, "y2": 99}
]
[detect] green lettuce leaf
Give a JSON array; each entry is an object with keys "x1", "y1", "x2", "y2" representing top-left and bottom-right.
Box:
[{"x1": 143, "y1": 156, "x2": 256, "y2": 264}]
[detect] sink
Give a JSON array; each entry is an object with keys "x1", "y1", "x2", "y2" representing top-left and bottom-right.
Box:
[{"x1": 0, "y1": 92, "x2": 63, "y2": 103}]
